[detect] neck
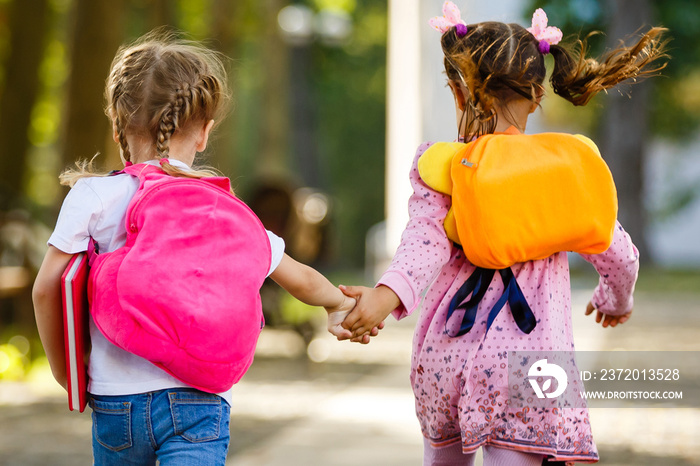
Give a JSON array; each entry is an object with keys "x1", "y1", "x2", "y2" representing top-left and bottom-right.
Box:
[
  {"x1": 126, "y1": 133, "x2": 196, "y2": 167},
  {"x1": 494, "y1": 98, "x2": 534, "y2": 134}
]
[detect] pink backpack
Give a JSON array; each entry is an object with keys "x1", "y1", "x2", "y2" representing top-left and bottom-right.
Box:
[{"x1": 88, "y1": 163, "x2": 271, "y2": 393}]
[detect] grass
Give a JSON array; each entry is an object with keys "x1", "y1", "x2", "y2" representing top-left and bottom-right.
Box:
[{"x1": 571, "y1": 266, "x2": 700, "y2": 294}]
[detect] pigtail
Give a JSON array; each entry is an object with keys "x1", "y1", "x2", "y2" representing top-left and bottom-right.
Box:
[
  {"x1": 464, "y1": 80, "x2": 498, "y2": 140},
  {"x1": 156, "y1": 104, "x2": 177, "y2": 160},
  {"x1": 550, "y1": 27, "x2": 669, "y2": 106},
  {"x1": 115, "y1": 117, "x2": 131, "y2": 163},
  {"x1": 153, "y1": 78, "x2": 226, "y2": 181}
]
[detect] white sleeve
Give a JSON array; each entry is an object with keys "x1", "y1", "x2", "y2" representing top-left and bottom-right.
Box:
[
  {"x1": 47, "y1": 180, "x2": 103, "y2": 254},
  {"x1": 266, "y1": 230, "x2": 285, "y2": 276}
]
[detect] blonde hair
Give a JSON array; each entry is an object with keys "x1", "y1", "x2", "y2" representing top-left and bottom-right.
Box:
[
  {"x1": 440, "y1": 22, "x2": 668, "y2": 141},
  {"x1": 61, "y1": 29, "x2": 230, "y2": 187}
]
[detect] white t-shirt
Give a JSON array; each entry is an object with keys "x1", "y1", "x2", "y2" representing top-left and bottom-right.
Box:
[{"x1": 48, "y1": 160, "x2": 285, "y2": 405}]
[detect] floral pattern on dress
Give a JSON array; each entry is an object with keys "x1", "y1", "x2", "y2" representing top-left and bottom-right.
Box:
[{"x1": 380, "y1": 141, "x2": 639, "y2": 464}]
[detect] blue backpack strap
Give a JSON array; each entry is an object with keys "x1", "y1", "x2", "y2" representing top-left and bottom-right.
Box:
[
  {"x1": 446, "y1": 267, "x2": 495, "y2": 336},
  {"x1": 446, "y1": 266, "x2": 536, "y2": 337},
  {"x1": 488, "y1": 268, "x2": 537, "y2": 334}
]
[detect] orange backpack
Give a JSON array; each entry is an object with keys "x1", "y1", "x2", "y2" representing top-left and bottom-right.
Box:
[{"x1": 418, "y1": 131, "x2": 617, "y2": 269}]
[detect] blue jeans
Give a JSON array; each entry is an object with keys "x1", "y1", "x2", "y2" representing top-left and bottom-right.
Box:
[{"x1": 90, "y1": 388, "x2": 230, "y2": 465}]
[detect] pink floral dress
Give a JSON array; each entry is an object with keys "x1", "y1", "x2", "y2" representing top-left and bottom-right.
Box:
[{"x1": 378, "y1": 141, "x2": 639, "y2": 463}]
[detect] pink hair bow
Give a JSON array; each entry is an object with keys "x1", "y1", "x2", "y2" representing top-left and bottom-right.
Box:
[
  {"x1": 527, "y1": 8, "x2": 562, "y2": 54},
  {"x1": 429, "y1": 1, "x2": 468, "y2": 37}
]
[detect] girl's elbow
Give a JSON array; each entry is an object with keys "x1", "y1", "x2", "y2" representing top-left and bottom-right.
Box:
[
  {"x1": 31, "y1": 281, "x2": 46, "y2": 306},
  {"x1": 32, "y1": 280, "x2": 54, "y2": 312}
]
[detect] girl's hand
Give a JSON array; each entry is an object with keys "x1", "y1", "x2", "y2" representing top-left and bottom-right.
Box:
[
  {"x1": 339, "y1": 285, "x2": 399, "y2": 339},
  {"x1": 326, "y1": 295, "x2": 356, "y2": 340},
  {"x1": 585, "y1": 301, "x2": 632, "y2": 328},
  {"x1": 348, "y1": 321, "x2": 385, "y2": 345},
  {"x1": 327, "y1": 293, "x2": 385, "y2": 344}
]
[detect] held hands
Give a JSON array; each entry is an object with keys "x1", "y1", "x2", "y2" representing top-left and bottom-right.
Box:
[
  {"x1": 338, "y1": 285, "x2": 399, "y2": 341},
  {"x1": 325, "y1": 293, "x2": 384, "y2": 344},
  {"x1": 585, "y1": 301, "x2": 632, "y2": 328},
  {"x1": 325, "y1": 294, "x2": 357, "y2": 340}
]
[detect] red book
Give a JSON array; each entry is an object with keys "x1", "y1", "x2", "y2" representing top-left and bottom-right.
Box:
[{"x1": 60, "y1": 252, "x2": 89, "y2": 412}]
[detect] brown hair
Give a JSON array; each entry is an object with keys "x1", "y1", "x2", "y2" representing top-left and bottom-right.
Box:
[
  {"x1": 441, "y1": 21, "x2": 668, "y2": 141},
  {"x1": 61, "y1": 29, "x2": 230, "y2": 186}
]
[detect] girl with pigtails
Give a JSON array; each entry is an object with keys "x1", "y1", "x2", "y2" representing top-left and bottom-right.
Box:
[
  {"x1": 341, "y1": 3, "x2": 667, "y2": 465},
  {"x1": 32, "y1": 30, "x2": 366, "y2": 465}
]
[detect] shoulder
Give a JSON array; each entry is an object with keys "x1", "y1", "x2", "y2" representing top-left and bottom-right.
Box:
[
  {"x1": 570, "y1": 134, "x2": 601, "y2": 156},
  {"x1": 527, "y1": 132, "x2": 601, "y2": 156},
  {"x1": 266, "y1": 230, "x2": 284, "y2": 253},
  {"x1": 74, "y1": 172, "x2": 136, "y2": 194},
  {"x1": 415, "y1": 141, "x2": 467, "y2": 195},
  {"x1": 61, "y1": 173, "x2": 138, "y2": 224},
  {"x1": 265, "y1": 230, "x2": 285, "y2": 276},
  {"x1": 76, "y1": 173, "x2": 139, "y2": 202}
]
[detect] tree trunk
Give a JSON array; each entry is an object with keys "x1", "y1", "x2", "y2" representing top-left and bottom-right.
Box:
[
  {"x1": 149, "y1": 0, "x2": 175, "y2": 28},
  {"x1": 0, "y1": 0, "x2": 50, "y2": 210},
  {"x1": 257, "y1": 0, "x2": 291, "y2": 180},
  {"x1": 598, "y1": 0, "x2": 653, "y2": 263},
  {"x1": 61, "y1": 0, "x2": 125, "y2": 173},
  {"x1": 210, "y1": 0, "x2": 248, "y2": 177}
]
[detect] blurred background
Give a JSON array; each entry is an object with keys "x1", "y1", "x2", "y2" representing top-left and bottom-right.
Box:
[{"x1": 0, "y1": 0, "x2": 699, "y2": 464}]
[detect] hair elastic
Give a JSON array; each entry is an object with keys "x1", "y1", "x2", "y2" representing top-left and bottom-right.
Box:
[
  {"x1": 526, "y1": 8, "x2": 562, "y2": 55},
  {"x1": 429, "y1": 1, "x2": 468, "y2": 37}
]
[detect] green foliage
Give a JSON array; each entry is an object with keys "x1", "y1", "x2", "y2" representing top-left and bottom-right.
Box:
[
  {"x1": 530, "y1": 0, "x2": 700, "y2": 140},
  {"x1": 314, "y1": 0, "x2": 387, "y2": 266},
  {"x1": 0, "y1": 336, "x2": 31, "y2": 381},
  {"x1": 25, "y1": 0, "x2": 75, "y2": 209},
  {"x1": 280, "y1": 292, "x2": 325, "y2": 325},
  {"x1": 312, "y1": 0, "x2": 356, "y2": 13},
  {"x1": 4, "y1": 0, "x2": 388, "y2": 269},
  {"x1": 230, "y1": 0, "x2": 388, "y2": 267},
  {"x1": 654, "y1": 0, "x2": 700, "y2": 137},
  {"x1": 176, "y1": 0, "x2": 212, "y2": 39},
  {"x1": 572, "y1": 265, "x2": 700, "y2": 294}
]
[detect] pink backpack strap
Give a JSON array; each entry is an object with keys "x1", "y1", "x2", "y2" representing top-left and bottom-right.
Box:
[
  {"x1": 86, "y1": 164, "x2": 134, "y2": 266},
  {"x1": 122, "y1": 161, "x2": 233, "y2": 193},
  {"x1": 87, "y1": 237, "x2": 99, "y2": 266},
  {"x1": 122, "y1": 162, "x2": 166, "y2": 180}
]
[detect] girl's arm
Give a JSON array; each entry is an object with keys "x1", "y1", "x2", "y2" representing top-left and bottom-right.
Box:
[
  {"x1": 338, "y1": 285, "x2": 400, "y2": 338},
  {"x1": 341, "y1": 142, "x2": 454, "y2": 337},
  {"x1": 269, "y1": 253, "x2": 355, "y2": 340},
  {"x1": 32, "y1": 246, "x2": 75, "y2": 390},
  {"x1": 580, "y1": 221, "x2": 640, "y2": 326}
]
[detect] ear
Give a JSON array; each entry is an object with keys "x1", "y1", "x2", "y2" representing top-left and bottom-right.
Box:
[
  {"x1": 448, "y1": 80, "x2": 467, "y2": 111},
  {"x1": 195, "y1": 120, "x2": 215, "y2": 152},
  {"x1": 112, "y1": 121, "x2": 119, "y2": 144}
]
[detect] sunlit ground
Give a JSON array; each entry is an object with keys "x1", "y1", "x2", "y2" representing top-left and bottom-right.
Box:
[
  {"x1": 1, "y1": 273, "x2": 700, "y2": 465},
  {"x1": 569, "y1": 289, "x2": 700, "y2": 465}
]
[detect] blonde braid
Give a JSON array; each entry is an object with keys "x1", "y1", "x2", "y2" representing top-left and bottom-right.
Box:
[
  {"x1": 157, "y1": 82, "x2": 200, "y2": 159},
  {"x1": 156, "y1": 105, "x2": 176, "y2": 159},
  {"x1": 61, "y1": 29, "x2": 232, "y2": 186},
  {"x1": 115, "y1": 116, "x2": 131, "y2": 162}
]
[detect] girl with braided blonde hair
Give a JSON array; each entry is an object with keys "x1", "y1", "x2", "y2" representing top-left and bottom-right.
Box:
[
  {"x1": 33, "y1": 30, "x2": 367, "y2": 464},
  {"x1": 61, "y1": 29, "x2": 228, "y2": 184}
]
